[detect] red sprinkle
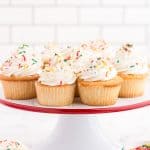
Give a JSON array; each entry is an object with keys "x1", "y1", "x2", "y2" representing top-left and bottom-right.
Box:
[
  {"x1": 18, "y1": 64, "x2": 21, "y2": 68},
  {"x1": 60, "y1": 81, "x2": 62, "y2": 85},
  {"x1": 66, "y1": 55, "x2": 71, "y2": 60},
  {"x1": 22, "y1": 55, "x2": 26, "y2": 61},
  {"x1": 76, "y1": 51, "x2": 80, "y2": 57}
]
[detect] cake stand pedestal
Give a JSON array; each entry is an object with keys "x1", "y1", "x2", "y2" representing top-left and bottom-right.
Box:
[
  {"x1": 36, "y1": 115, "x2": 121, "y2": 150},
  {"x1": 0, "y1": 83, "x2": 150, "y2": 150}
]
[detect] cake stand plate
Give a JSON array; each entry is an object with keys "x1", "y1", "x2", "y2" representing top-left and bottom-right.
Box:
[{"x1": 0, "y1": 83, "x2": 150, "y2": 150}]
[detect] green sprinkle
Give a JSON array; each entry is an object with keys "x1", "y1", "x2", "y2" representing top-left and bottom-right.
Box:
[
  {"x1": 18, "y1": 51, "x2": 26, "y2": 54},
  {"x1": 32, "y1": 58, "x2": 37, "y2": 64},
  {"x1": 97, "y1": 57, "x2": 101, "y2": 60},
  {"x1": 64, "y1": 59, "x2": 67, "y2": 62},
  {"x1": 130, "y1": 65, "x2": 135, "y2": 68},
  {"x1": 19, "y1": 44, "x2": 29, "y2": 49},
  {"x1": 117, "y1": 60, "x2": 119, "y2": 63}
]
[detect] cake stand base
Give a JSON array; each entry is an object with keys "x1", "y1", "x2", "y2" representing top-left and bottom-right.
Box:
[{"x1": 35, "y1": 115, "x2": 122, "y2": 150}]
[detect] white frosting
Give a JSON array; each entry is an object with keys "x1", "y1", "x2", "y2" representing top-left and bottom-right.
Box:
[
  {"x1": 39, "y1": 64, "x2": 76, "y2": 86},
  {"x1": 80, "y1": 40, "x2": 115, "y2": 59},
  {"x1": 0, "y1": 44, "x2": 41, "y2": 76},
  {"x1": 115, "y1": 43, "x2": 148, "y2": 74},
  {"x1": 39, "y1": 50, "x2": 76, "y2": 86},
  {"x1": 0, "y1": 140, "x2": 28, "y2": 150},
  {"x1": 79, "y1": 57, "x2": 117, "y2": 81},
  {"x1": 71, "y1": 48, "x2": 96, "y2": 74}
]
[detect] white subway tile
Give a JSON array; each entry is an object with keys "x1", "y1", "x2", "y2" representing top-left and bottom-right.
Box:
[
  {"x1": 102, "y1": 0, "x2": 146, "y2": 6},
  {"x1": 125, "y1": 8, "x2": 150, "y2": 24},
  {"x1": 0, "y1": 0, "x2": 10, "y2": 4},
  {"x1": 11, "y1": 0, "x2": 54, "y2": 5},
  {"x1": 57, "y1": 0, "x2": 99, "y2": 5},
  {"x1": 102, "y1": 27, "x2": 145, "y2": 43},
  {"x1": 12, "y1": 26, "x2": 55, "y2": 43},
  {"x1": 0, "y1": 27, "x2": 9, "y2": 43},
  {"x1": 80, "y1": 8, "x2": 123, "y2": 24},
  {"x1": 57, "y1": 26, "x2": 100, "y2": 43},
  {"x1": 35, "y1": 8, "x2": 77, "y2": 24},
  {"x1": 0, "y1": 8, "x2": 32, "y2": 24}
]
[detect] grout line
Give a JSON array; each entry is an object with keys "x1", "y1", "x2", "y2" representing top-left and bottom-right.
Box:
[
  {"x1": 122, "y1": 6, "x2": 126, "y2": 25},
  {"x1": 99, "y1": 0, "x2": 102, "y2": 5},
  {"x1": 31, "y1": 6, "x2": 35, "y2": 25},
  {"x1": 9, "y1": 0, "x2": 11, "y2": 5},
  {"x1": 54, "y1": 25, "x2": 58, "y2": 42},
  {"x1": 76, "y1": 6, "x2": 80, "y2": 25},
  {"x1": 145, "y1": 0, "x2": 149, "y2": 7},
  {"x1": 9, "y1": 25, "x2": 12, "y2": 44},
  {"x1": 145, "y1": 25, "x2": 149, "y2": 46},
  {"x1": 99, "y1": 26, "x2": 103, "y2": 38},
  {"x1": 0, "y1": 24, "x2": 148, "y2": 27},
  {"x1": 0, "y1": 3, "x2": 149, "y2": 8}
]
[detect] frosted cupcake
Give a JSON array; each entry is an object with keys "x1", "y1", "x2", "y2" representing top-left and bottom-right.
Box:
[
  {"x1": 0, "y1": 44, "x2": 41, "y2": 100},
  {"x1": 115, "y1": 43, "x2": 148, "y2": 98},
  {"x1": 0, "y1": 139, "x2": 28, "y2": 150},
  {"x1": 78, "y1": 57, "x2": 122, "y2": 106},
  {"x1": 36, "y1": 52, "x2": 76, "y2": 106}
]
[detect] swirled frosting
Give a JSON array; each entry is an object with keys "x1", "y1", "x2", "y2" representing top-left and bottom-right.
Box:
[
  {"x1": 0, "y1": 139, "x2": 28, "y2": 150},
  {"x1": 79, "y1": 39, "x2": 115, "y2": 64},
  {"x1": 39, "y1": 52, "x2": 76, "y2": 86},
  {"x1": 79, "y1": 56, "x2": 117, "y2": 81},
  {"x1": 114, "y1": 43, "x2": 148, "y2": 74},
  {"x1": 0, "y1": 44, "x2": 41, "y2": 76}
]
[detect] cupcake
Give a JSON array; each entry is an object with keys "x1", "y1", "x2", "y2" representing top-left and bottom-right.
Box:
[
  {"x1": 73, "y1": 40, "x2": 115, "y2": 97},
  {"x1": 115, "y1": 43, "x2": 148, "y2": 98},
  {"x1": 0, "y1": 139, "x2": 28, "y2": 150},
  {"x1": 0, "y1": 44, "x2": 41, "y2": 100},
  {"x1": 78, "y1": 56, "x2": 122, "y2": 106},
  {"x1": 36, "y1": 52, "x2": 76, "y2": 106}
]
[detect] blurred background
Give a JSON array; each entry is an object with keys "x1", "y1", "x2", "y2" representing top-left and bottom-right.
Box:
[{"x1": 0, "y1": 0, "x2": 150, "y2": 59}]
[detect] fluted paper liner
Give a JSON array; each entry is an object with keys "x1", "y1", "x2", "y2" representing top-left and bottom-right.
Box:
[
  {"x1": 78, "y1": 76, "x2": 122, "y2": 106},
  {"x1": 35, "y1": 82, "x2": 75, "y2": 106},
  {"x1": 119, "y1": 73, "x2": 147, "y2": 98},
  {"x1": 0, "y1": 76, "x2": 38, "y2": 100}
]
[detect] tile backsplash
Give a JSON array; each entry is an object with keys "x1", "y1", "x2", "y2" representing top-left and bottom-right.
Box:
[{"x1": 0, "y1": 0, "x2": 150, "y2": 57}]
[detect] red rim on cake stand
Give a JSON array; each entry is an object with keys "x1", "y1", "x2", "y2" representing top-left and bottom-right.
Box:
[{"x1": 0, "y1": 83, "x2": 150, "y2": 150}]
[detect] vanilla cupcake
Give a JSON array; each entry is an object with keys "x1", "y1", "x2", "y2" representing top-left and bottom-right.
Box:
[
  {"x1": 0, "y1": 44, "x2": 41, "y2": 100},
  {"x1": 36, "y1": 52, "x2": 76, "y2": 106},
  {"x1": 115, "y1": 43, "x2": 148, "y2": 98},
  {"x1": 78, "y1": 57, "x2": 122, "y2": 106},
  {"x1": 0, "y1": 139, "x2": 28, "y2": 150}
]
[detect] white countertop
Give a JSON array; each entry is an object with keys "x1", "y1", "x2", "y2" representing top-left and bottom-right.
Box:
[{"x1": 0, "y1": 103, "x2": 150, "y2": 149}]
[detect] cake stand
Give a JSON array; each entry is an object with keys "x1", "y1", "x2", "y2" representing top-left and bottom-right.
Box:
[{"x1": 0, "y1": 83, "x2": 150, "y2": 150}]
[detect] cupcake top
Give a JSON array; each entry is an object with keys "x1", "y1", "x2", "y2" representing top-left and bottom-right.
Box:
[
  {"x1": 39, "y1": 52, "x2": 76, "y2": 86},
  {"x1": 0, "y1": 44, "x2": 41, "y2": 76},
  {"x1": 70, "y1": 47, "x2": 94, "y2": 74},
  {"x1": 80, "y1": 39, "x2": 108, "y2": 51},
  {"x1": 41, "y1": 42, "x2": 62, "y2": 62},
  {"x1": 0, "y1": 139, "x2": 28, "y2": 150},
  {"x1": 79, "y1": 56, "x2": 117, "y2": 81},
  {"x1": 80, "y1": 39, "x2": 115, "y2": 63},
  {"x1": 115, "y1": 43, "x2": 148, "y2": 75}
]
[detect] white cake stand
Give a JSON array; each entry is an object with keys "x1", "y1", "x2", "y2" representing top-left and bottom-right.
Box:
[{"x1": 0, "y1": 83, "x2": 150, "y2": 150}]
